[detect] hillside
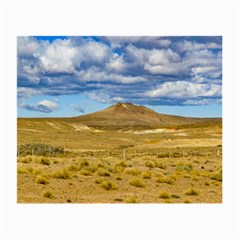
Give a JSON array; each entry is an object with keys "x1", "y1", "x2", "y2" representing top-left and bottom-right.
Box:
[{"x1": 69, "y1": 102, "x2": 221, "y2": 130}]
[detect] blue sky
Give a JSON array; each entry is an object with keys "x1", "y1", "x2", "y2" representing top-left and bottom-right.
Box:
[{"x1": 17, "y1": 36, "x2": 222, "y2": 118}]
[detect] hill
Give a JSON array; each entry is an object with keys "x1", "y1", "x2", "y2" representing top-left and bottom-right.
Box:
[{"x1": 69, "y1": 102, "x2": 221, "y2": 130}]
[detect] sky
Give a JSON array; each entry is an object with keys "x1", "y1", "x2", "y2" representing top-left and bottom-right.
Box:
[{"x1": 17, "y1": 36, "x2": 222, "y2": 118}]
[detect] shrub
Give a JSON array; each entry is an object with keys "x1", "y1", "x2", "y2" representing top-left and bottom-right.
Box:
[
  {"x1": 115, "y1": 176, "x2": 122, "y2": 180},
  {"x1": 171, "y1": 194, "x2": 180, "y2": 199},
  {"x1": 79, "y1": 159, "x2": 89, "y2": 168},
  {"x1": 210, "y1": 169, "x2": 222, "y2": 182},
  {"x1": 40, "y1": 157, "x2": 50, "y2": 165},
  {"x1": 68, "y1": 164, "x2": 81, "y2": 171},
  {"x1": 124, "y1": 168, "x2": 141, "y2": 176},
  {"x1": 159, "y1": 191, "x2": 171, "y2": 199},
  {"x1": 142, "y1": 171, "x2": 152, "y2": 179},
  {"x1": 52, "y1": 169, "x2": 71, "y2": 179},
  {"x1": 155, "y1": 161, "x2": 166, "y2": 169},
  {"x1": 129, "y1": 179, "x2": 146, "y2": 188},
  {"x1": 157, "y1": 153, "x2": 169, "y2": 158},
  {"x1": 124, "y1": 197, "x2": 140, "y2": 203},
  {"x1": 94, "y1": 178, "x2": 104, "y2": 184},
  {"x1": 185, "y1": 188, "x2": 199, "y2": 196},
  {"x1": 36, "y1": 176, "x2": 49, "y2": 185},
  {"x1": 96, "y1": 160, "x2": 106, "y2": 168},
  {"x1": 145, "y1": 161, "x2": 155, "y2": 168},
  {"x1": 80, "y1": 169, "x2": 92, "y2": 176},
  {"x1": 21, "y1": 156, "x2": 32, "y2": 163},
  {"x1": 17, "y1": 143, "x2": 64, "y2": 157},
  {"x1": 43, "y1": 191, "x2": 54, "y2": 199},
  {"x1": 101, "y1": 181, "x2": 118, "y2": 190},
  {"x1": 205, "y1": 181, "x2": 210, "y2": 186},
  {"x1": 176, "y1": 163, "x2": 193, "y2": 171},
  {"x1": 184, "y1": 199, "x2": 192, "y2": 203},
  {"x1": 155, "y1": 176, "x2": 175, "y2": 185},
  {"x1": 97, "y1": 168, "x2": 111, "y2": 177},
  {"x1": 17, "y1": 168, "x2": 29, "y2": 174}
]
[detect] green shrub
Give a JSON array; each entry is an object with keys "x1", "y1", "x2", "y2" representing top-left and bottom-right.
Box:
[
  {"x1": 171, "y1": 194, "x2": 180, "y2": 199},
  {"x1": 176, "y1": 163, "x2": 193, "y2": 171},
  {"x1": 205, "y1": 181, "x2": 210, "y2": 186},
  {"x1": 155, "y1": 161, "x2": 166, "y2": 169},
  {"x1": 145, "y1": 161, "x2": 155, "y2": 168},
  {"x1": 43, "y1": 191, "x2": 54, "y2": 199},
  {"x1": 159, "y1": 191, "x2": 171, "y2": 199},
  {"x1": 210, "y1": 169, "x2": 222, "y2": 182},
  {"x1": 124, "y1": 197, "x2": 140, "y2": 203},
  {"x1": 96, "y1": 160, "x2": 106, "y2": 168},
  {"x1": 79, "y1": 159, "x2": 89, "y2": 168},
  {"x1": 155, "y1": 176, "x2": 175, "y2": 185},
  {"x1": 124, "y1": 168, "x2": 141, "y2": 175},
  {"x1": 157, "y1": 153, "x2": 169, "y2": 158},
  {"x1": 21, "y1": 156, "x2": 32, "y2": 163},
  {"x1": 94, "y1": 178, "x2": 104, "y2": 184},
  {"x1": 142, "y1": 171, "x2": 152, "y2": 179},
  {"x1": 18, "y1": 143, "x2": 64, "y2": 157},
  {"x1": 101, "y1": 181, "x2": 118, "y2": 190},
  {"x1": 97, "y1": 168, "x2": 111, "y2": 177},
  {"x1": 52, "y1": 169, "x2": 71, "y2": 179},
  {"x1": 80, "y1": 169, "x2": 92, "y2": 176},
  {"x1": 115, "y1": 176, "x2": 122, "y2": 180},
  {"x1": 129, "y1": 179, "x2": 146, "y2": 188},
  {"x1": 36, "y1": 176, "x2": 49, "y2": 185},
  {"x1": 185, "y1": 188, "x2": 199, "y2": 196},
  {"x1": 40, "y1": 157, "x2": 50, "y2": 165},
  {"x1": 68, "y1": 164, "x2": 81, "y2": 171}
]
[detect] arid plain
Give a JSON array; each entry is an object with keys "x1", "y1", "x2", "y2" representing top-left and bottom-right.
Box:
[{"x1": 17, "y1": 103, "x2": 222, "y2": 203}]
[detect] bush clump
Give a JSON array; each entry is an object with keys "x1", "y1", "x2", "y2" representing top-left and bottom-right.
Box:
[
  {"x1": 124, "y1": 168, "x2": 141, "y2": 176},
  {"x1": 185, "y1": 188, "x2": 199, "y2": 196},
  {"x1": 176, "y1": 163, "x2": 193, "y2": 172},
  {"x1": 36, "y1": 176, "x2": 49, "y2": 185},
  {"x1": 100, "y1": 181, "x2": 118, "y2": 190},
  {"x1": 17, "y1": 143, "x2": 64, "y2": 157},
  {"x1": 124, "y1": 197, "x2": 140, "y2": 203},
  {"x1": 52, "y1": 169, "x2": 71, "y2": 179},
  {"x1": 129, "y1": 179, "x2": 146, "y2": 188},
  {"x1": 43, "y1": 191, "x2": 54, "y2": 199},
  {"x1": 145, "y1": 161, "x2": 155, "y2": 168},
  {"x1": 40, "y1": 157, "x2": 50, "y2": 165},
  {"x1": 159, "y1": 191, "x2": 171, "y2": 199},
  {"x1": 97, "y1": 168, "x2": 111, "y2": 177},
  {"x1": 210, "y1": 169, "x2": 222, "y2": 182},
  {"x1": 142, "y1": 171, "x2": 152, "y2": 179}
]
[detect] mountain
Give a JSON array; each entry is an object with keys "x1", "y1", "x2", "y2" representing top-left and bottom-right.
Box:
[{"x1": 69, "y1": 102, "x2": 221, "y2": 130}]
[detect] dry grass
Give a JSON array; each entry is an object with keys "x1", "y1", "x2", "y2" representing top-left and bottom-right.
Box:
[
  {"x1": 17, "y1": 119, "x2": 222, "y2": 203},
  {"x1": 129, "y1": 179, "x2": 146, "y2": 188}
]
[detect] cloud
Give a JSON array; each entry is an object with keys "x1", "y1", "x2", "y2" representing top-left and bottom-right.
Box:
[
  {"x1": 145, "y1": 81, "x2": 221, "y2": 99},
  {"x1": 17, "y1": 36, "x2": 222, "y2": 108},
  {"x1": 69, "y1": 104, "x2": 85, "y2": 113},
  {"x1": 176, "y1": 40, "x2": 222, "y2": 52},
  {"x1": 19, "y1": 100, "x2": 58, "y2": 113}
]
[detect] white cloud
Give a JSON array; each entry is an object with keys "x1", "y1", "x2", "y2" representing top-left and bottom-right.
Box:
[
  {"x1": 19, "y1": 99, "x2": 58, "y2": 113},
  {"x1": 17, "y1": 37, "x2": 39, "y2": 57},
  {"x1": 177, "y1": 40, "x2": 222, "y2": 52},
  {"x1": 17, "y1": 36, "x2": 222, "y2": 107},
  {"x1": 145, "y1": 81, "x2": 222, "y2": 99}
]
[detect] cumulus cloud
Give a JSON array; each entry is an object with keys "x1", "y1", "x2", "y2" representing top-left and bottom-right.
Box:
[
  {"x1": 145, "y1": 81, "x2": 222, "y2": 99},
  {"x1": 19, "y1": 100, "x2": 58, "y2": 113},
  {"x1": 17, "y1": 36, "x2": 222, "y2": 108}
]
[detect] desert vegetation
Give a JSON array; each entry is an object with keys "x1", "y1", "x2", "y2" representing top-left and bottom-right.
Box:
[
  {"x1": 17, "y1": 144, "x2": 222, "y2": 203},
  {"x1": 17, "y1": 103, "x2": 222, "y2": 203}
]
